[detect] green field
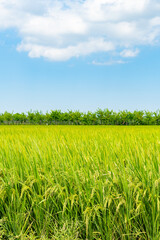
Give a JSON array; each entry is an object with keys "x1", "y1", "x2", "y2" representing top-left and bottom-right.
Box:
[{"x1": 0, "y1": 126, "x2": 160, "y2": 239}]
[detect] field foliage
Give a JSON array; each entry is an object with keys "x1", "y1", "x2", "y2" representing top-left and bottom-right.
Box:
[{"x1": 0, "y1": 126, "x2": 160, "y2": 239}]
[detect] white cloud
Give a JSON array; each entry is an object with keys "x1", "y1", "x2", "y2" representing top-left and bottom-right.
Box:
[
  {"x1": 17, "y1": 39, "x2": 114, "y2": 61},
  {"x1": 120, "y1": 49, "x2": 140, "y2": 58},
  {"x1": 150, "y1": 17, "x2": 160, "y2": 27},
  {"x1": 0, "y1": 0, "x2": 160, "y2": 61},
  {"x1": 92, "y1": 59, "x2": 126, "y2": 66}
]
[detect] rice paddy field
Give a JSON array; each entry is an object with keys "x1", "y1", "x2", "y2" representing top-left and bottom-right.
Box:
[{"x1": 0, "y1": 126, "x2": 160, "y2": 239}]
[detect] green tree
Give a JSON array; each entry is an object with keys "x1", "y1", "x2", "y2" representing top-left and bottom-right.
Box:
[
  {"x1": 0, "y1": 114, "x2": 4, "y2": 124},
  {"x1": 133, "y1": 111, "x2": 144, "y2": 125},
  {"x1": 27, "y1": 111, "x2": 36, "y2": 124},
  {"x1": 34, "y1": 111, "x2": 45, "y2": 124},
  {"x1": 3, "y1": 112, "x2": 13, "y2": 124},
  {"x1": 96, "y1": 109, "x2": 104, "y2": 125},
  {"x1": 153, "y1": 110, "x2": 160, "y2": 125},
  {"x1": 144, "y1": 111, "x2": 155, "y2": 125},
  {"x1": 50, "y1": 110, "x2": 62, "y2": 124}
]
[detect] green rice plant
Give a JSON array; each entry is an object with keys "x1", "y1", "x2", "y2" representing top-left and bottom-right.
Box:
[{"x1": 0, "y1": 126, "x2": 160, "y2": 239}]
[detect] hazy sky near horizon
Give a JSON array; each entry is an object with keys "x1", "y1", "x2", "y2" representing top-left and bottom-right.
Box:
[{"x1": 0, "y1": 0, "x2": 160, "y2": 113}]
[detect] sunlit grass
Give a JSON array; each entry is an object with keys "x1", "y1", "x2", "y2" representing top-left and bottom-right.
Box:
[{"x1": 0, "y1": 126, "x2": 160, "y2": 239}]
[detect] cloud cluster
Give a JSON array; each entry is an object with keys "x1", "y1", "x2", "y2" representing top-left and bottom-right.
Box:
[{"x1": 0, "y1": 0, "x2": 160, "y2": 61}]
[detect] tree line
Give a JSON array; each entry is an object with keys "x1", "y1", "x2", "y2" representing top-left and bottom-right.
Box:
[{"x1": 1, "y1": 109, "x2": 160, "y2": 125}]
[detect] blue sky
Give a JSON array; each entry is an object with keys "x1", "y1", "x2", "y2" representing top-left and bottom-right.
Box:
[{"x1": 0, "y1": 0, "x2": 160, "y2": 113}]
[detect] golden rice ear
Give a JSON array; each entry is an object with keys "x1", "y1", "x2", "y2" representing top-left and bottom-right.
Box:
[{"x1": 0, "y1": 126, "x2": 159, "y2": 239}]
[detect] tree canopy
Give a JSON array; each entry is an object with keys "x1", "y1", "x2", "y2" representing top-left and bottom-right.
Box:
[{"x1": 0, "y1": 109, "x2": 160, "y2": 125}]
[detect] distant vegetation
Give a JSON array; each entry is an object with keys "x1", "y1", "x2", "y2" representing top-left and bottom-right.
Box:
[{"x1": 1, "y1": 109, "x2": 160, "y2": 125}]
